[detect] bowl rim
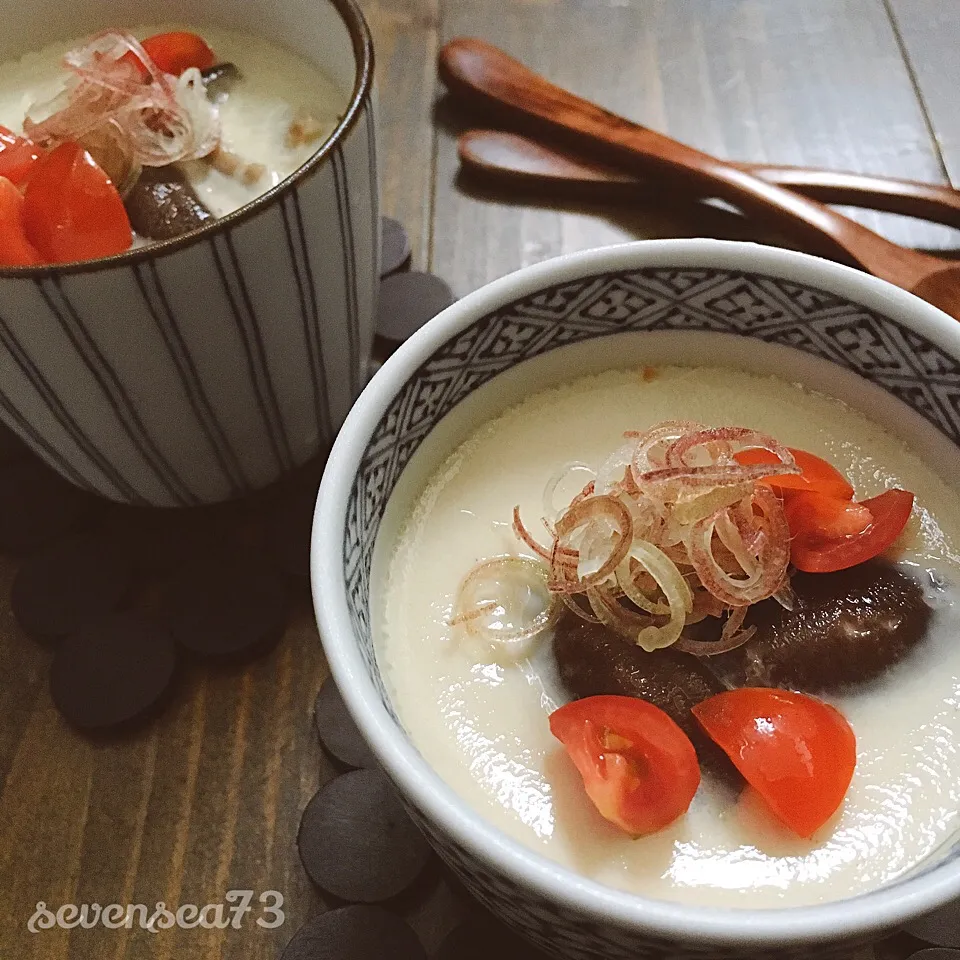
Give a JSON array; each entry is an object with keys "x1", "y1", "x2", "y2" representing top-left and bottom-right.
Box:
[
  {"x1": 312, "y1": 239, "x2": 960, "y2": 947},
  {"x1": 0, "y1": 0, "x2": 374, "y2": 278}
]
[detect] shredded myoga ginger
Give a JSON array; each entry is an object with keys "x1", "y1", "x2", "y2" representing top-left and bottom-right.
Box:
[{"x1": 453, "y1": 421, "x2": 800, "y2": 657}]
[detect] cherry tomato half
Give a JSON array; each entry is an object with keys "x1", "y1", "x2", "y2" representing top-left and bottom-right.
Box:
[
  {"x1": 0, "y1": 176, "x2": 41, "y2": 267},
  {"x1": 735, "y1": 447, "x2": 855, "y2": 500},
  {"x1": 549, "y1": 695, "x2": 700, "y2": 836},
  {"x1": 23, "y1": 143, "x2": 132, "y2": 264},
  {"x1": 784, "y1": 490, "x2": 873, "y2": 542},
  {"x1": 141, "y1": 31, "x2": 215, "y2": 75},
  {"x1": 789, "y1": 488, "x2": 915, "y2": 574},
  {"x1": 0, "y1": 126, "x2": 41, "y2": 187},
  {"x1": 692, "y1": 688, "x2": 856, "y2": 838}
]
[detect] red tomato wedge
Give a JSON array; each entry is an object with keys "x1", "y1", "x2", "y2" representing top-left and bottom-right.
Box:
[
  {"x1": 784, "y1": 491, "x2": 873, "y2": 541},
  {"x1": 0, "y1": 177, "x2": 41, "y2": 266},
  {"x1": 789, "y1": 488, "x2": 915, "y2": 573},
  {"x1": 549, "y1": 695, "x2": 700, "y2": 836},
  {"x1": 0, "y1": 126, "x2": 41, "y2": 186},
  {"x1": 692, "y1": 688, "x2": 856, "y2": 838},
  {"x1": 141, "y1": 31, "x2": 215, "y2": 75},
  {"x1": 23, "y1": 143, "x2": 132, "y2": 264},
  {"x1": 735, "y1": 447, "x2": 855, "y2": 500}
]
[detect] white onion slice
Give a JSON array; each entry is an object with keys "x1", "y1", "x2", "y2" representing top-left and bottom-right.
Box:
[
  {"x1": 625, "y1": 540, "x2": 692, "y2": 651},
  {"x1": 628, "y1": 420, "x2": 706, "y2": 479},
  {"x1": 542, "y1": 462, "x2": 596, "y2": 523},
  {"x1": 773, "y1": 580, "x2": 796, "y2": 611},
  {"x1": 595, "y1": 441, "x2": 636, "y2": 493},
  {"x1": 687, "y1": 486, "x2": 790, "y2": 606},
  {"x1": 559, "y1": 593, "x2": 600, "y2": 623},
  {"x1": 672, "y1": 482, "x2": 753, "y2": 526},
  {"x1": 451, "y1": 556, "x2": 560, "y2": 662},
  {"x1": 615, "y1": 558, "x2": 670, "y2": 616},
  {"x1": 577, "y1": 515, "x2": 617, "y2": 581},
  {"x1": 24, "y1": 30, "x2": 221, "y2": 167},
  {"x1": 554, "y1": 494, "x2": 633, "y2": 590},
  {"x1": 666, "y1": 426, "x2": 798, "y2": 472},
  {"x1": 715, "y1": 510, "x2": 759, "y2": 579},
  {"x1": 674, "y1": 605, "x2": 756, "y2": 656}
]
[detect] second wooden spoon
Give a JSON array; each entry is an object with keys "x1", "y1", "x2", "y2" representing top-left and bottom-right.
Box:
[
  {"x1": 459, "y1": 129, "x2": 960, "y2": 228},
  {"x1": 440, "y1": 38, "x2": 960, "y2": 320}
]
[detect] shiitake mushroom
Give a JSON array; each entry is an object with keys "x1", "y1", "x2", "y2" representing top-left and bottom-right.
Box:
[
  {"x1": 715, "y1": 560, "x2": 931, "y2": 693},
  {"x1": 124, "y1": 165, "x2": 214, "y2": 241},
  {"x1": 200, "y1": 62, "x2": 240, "y2": 102}
]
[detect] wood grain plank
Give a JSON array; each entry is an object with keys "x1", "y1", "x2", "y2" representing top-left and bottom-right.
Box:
[
  {"x1": 0, "y1": 602, "x2": 333, "y2": 960},
  {"x1": 0, "y1": 681, "x2": 93, "y2": 956},
  {"x1": 884, "y1": 0, "x2": 960, "y2": 181},
  {"x1": 361, "y1": 0, "x2": 442, "y2": 268},
  {"x1": 432, "y1": 0, "x2": 956, "y2": 295},
  {"x1": 0, "y1": 570, "x2": 48, "y2": 801}
]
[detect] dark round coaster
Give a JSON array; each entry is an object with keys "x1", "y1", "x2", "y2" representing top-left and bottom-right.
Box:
[
  {"x1": 0, "y1": 459, "x2": 99, "y2": 554},
  {"x1": 0, "y1": 420, "x2": 29, "y2": 466},
  {"x1": 314, "y1": 679, "x2": 378, "y2": 769},
  {"x1": 281, "y1": 905, "x2": 426, "y2": 960},
  {"x1": 50, "y1": 613, "x2": 178, "y2": 730},
  {"x1": 876, "y1": 933, "x2": 936, "y2": 960},
  {"x1": 298, "y1": 768, "x2": 432, "y2": 902},
  {"x1": 160, "y1": 548, "x2": 289, "y2": 658},
  {"x1": 381, "y1": 216, "x2": 412, "y2": 278},
  {"x1": 265, "y1": 486, "x2": 317, "y2": 579},
  {"x1": 12, "y1": 533, "x2": 133, "y2": 639},
  {"x1": 377, "y1": 272, "x2": 456, "y2": 345},
  {"x1": 906, "y1": 907, "x2": 960, "y2": 948},
  {"x1": 435, "y1": 913, "x2": 552, "y2": 960},
  {"x1": 104, "y1": 504, "x2": 224, "y2": 576}
]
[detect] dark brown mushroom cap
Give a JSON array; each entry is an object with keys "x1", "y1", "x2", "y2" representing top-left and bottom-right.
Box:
[
  {"x1": 717, "y1": 560, "x2": 931, "y2": 693},
  {"x1": 125, "y1": 165, "x2": 214, "y2": 241}
]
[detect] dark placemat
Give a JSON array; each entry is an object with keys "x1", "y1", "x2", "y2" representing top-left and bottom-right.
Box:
[
  {"x1": 314, "y1": 678, "x2": 379, "y2": 770},
  {"x1": 381, "y1": 216, "x2": 413, "y2": 278},
  {"x1": 297, "y1": 768, "x2": 433, "y2": 903}
]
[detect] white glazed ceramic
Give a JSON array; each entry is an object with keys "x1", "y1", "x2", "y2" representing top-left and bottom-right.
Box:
[
  {"x1": 312, "y1": 239, "x2": 960, "y2": 959},
  {"x1": 0, "y1": 0, "x2": 377, "y2": 506}
]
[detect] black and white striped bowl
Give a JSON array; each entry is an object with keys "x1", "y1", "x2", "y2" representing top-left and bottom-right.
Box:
[
  {"x1": 0, "y1": 0, "x2": 377, "y2": 507},
  {"x1": 314, "y1": 240, "x2": 960, "y2": 959}
]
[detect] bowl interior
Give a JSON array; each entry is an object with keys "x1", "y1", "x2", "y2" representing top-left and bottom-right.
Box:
[
  {"x1": 330, "y1": 253, "x2": 960, "y2": 945},
  {"x1": 0, "y1": 0, "x2": 359, "y2": 94}
]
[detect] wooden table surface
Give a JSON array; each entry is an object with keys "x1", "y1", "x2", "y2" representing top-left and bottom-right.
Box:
[{"x1": 2, "y1": 2, "x2": 959, "y2": 957}]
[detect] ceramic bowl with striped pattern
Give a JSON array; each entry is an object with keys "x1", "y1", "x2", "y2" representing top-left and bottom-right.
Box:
[
  {"x1": 313, "y1": 240, "x2": 960, "y2": 959},
  {"x1": 0, "y1": 0, "x2": 377, "y2": 506}
]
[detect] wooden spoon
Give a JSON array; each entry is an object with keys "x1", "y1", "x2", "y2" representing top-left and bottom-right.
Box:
[
  {"x1": 459, "y1": 129, "x2": 960, "y2": 228},
  {"x1": 439, "y1": 38, "x2": 960, "y2": 319}
]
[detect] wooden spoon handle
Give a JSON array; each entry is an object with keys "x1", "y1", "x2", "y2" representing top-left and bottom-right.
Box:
[
  {"x1": 756, "y1": 167, "x2": 960, "y2": 225},
  {"x1": 459, "y1": 130, "x2": 960, "y2": 229},
  {"x1": 440, "y1": 38, "x2": 931, "y2": 285}
]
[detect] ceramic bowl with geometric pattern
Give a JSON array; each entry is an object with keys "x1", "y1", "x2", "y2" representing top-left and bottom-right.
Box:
[{"x1": 312, "y1": 239, "x2": 960, "y2": 959}]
